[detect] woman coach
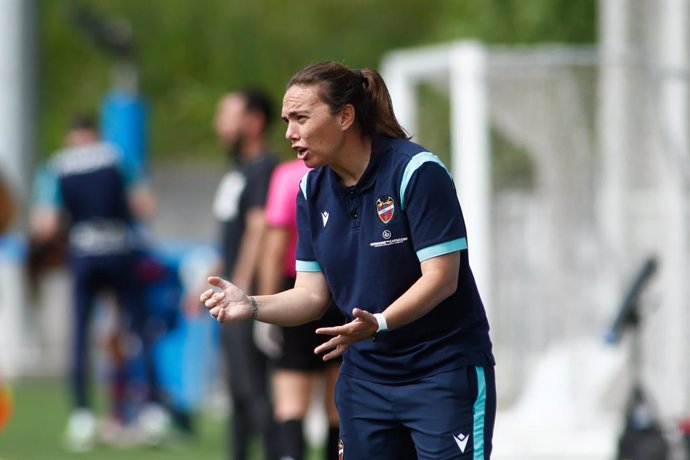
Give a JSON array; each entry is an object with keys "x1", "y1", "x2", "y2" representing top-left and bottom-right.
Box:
[{"x1": 201, "y1": 60, "x2": 495, "y2": 460}]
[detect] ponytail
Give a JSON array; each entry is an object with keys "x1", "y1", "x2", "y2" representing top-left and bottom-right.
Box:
[{"x1": 359, "y1": 68, "x2": 408, "y2": 139}]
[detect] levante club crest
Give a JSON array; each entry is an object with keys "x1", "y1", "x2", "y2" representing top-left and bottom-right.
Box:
[{"x1": 376, "y1": 195, "x2": 395, "y2": 224}]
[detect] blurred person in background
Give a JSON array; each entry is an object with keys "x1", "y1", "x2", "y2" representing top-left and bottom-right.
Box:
[
  {"x1": 0, "y1": 169, "x2": 15, "y2": 234},
  {"x1": 30, "y1": 114, "x2": 166, "y2": 451},
  {"x1": 201, "y1": 61, "x2": 496, "y2": 460},
  {"x1": 0, "y1": 169, "x2": 17, "y2": 433},
  {"x1": 193, "y1": 89, "x2": 279, "y2": 460},
  {"x1": 256, "y1": 158, "x2": 343, "y2": 460}
]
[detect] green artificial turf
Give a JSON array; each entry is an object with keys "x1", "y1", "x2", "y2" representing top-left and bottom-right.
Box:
[{"x1": 0, "y1": 378, "x2": 323, "y2": 460}]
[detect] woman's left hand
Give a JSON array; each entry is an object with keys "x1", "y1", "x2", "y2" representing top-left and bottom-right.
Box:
[{"x1": 314, "y1": 307, "x2": 379, "y2": 360}]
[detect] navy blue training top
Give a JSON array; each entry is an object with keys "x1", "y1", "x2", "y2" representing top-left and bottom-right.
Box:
[
  {"x1": 35, "y1": 141, "x2": 143, "y2": 256},
  {"x1": 296, "y1": 135, "x2": 494, "y2": 383}
]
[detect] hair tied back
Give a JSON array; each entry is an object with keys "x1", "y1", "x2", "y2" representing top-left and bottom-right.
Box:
[{"x1": 354, "y1": 69, "x2": 368, "y2": 88}]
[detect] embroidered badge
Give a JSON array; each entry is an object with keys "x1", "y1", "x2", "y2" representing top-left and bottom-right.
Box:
[
  {"x1": 338, "y1": 438, "x2": 344, "y2": 460},
  {"x1": 376, "y1": 195, "x2": 395, "y2": 224}
]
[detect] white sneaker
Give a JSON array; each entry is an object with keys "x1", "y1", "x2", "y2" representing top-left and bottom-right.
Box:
[
  {"x1": 136, "y1": 403, "x2": 171, "y2": 445},
  {"x1": 65, "y1": 409, "x2": 97, "y2": 451}
]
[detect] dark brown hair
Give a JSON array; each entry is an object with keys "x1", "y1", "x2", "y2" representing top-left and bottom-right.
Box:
[{"x1": 286, "y1": 61, "x2": 409, "y2": 139}]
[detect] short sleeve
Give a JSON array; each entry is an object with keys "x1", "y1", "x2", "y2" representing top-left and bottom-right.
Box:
[
  {"x1": 402, "y1": 157, "x2": 468, "y2": 262},
  {"x1": 33, "y1": 162, "x2": 61, "y2": 208},
  {"x1": 295, "y1": 174, "x2": 321, "y2": 272}
]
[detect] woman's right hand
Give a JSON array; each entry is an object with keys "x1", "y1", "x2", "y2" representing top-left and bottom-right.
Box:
[{"x1": 199, "y1": 276, "x2": 253, "y2": 323}]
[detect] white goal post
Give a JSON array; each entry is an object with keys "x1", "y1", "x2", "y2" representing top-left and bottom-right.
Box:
[{"x1": 382, "y1": 41, "x2": 492, "y2": 317}]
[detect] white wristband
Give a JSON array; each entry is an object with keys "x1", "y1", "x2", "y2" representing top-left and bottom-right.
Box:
[{"x1": 373, "y1": 313, "x2": 388, "y2": 332}]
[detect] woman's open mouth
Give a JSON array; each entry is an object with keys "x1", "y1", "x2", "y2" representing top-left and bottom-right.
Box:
[{"x1": 293, "y1": 146, "x2": 308, "y2": 159}]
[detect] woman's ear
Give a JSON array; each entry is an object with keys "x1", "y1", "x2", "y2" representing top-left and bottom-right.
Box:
[{"x1": 339, "y1": 104, "x2": 355, "y2": 131}]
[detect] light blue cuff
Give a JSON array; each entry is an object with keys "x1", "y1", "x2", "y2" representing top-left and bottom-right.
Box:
[
  {"x1": 416, "y1": 237, "x2": 467, "y2": 261},
  {"x1": 295, "y1": 260, "x2": 321, "y2": 272}
]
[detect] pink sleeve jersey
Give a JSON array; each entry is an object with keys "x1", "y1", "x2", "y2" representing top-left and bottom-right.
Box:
[{"x1": 265, "y1": 159, "x2": 310, "y2": 278}]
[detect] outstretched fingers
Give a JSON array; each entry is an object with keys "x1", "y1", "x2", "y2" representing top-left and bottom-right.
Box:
[
  {"x1": 198, "y1": 276, "x2": 253, "y2": 324},
  {"x1": 199, "y1": 276, "x2": 236, "y2": 323},
  {"x1": 313, "y1": 310, "x2": 379, "y2": 360},
  {"x1": 322, "y1": 344, "x2": 348, "y2": 361},
  {"x1": 199, "y1": 288, "x2": 214, "y2": 303},
  {"x1": 202, "y1": 289, "x2": 225, "y2": 308},
  {"x1": 314, "y1": 334, "x2": 339, "y2": 355},
  {"x1": 314, "y1": 335, "x2": 348, "y2": 360}
]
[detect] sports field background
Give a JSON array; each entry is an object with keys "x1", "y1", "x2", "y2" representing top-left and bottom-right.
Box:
[
  {"x1": 0, "y1": 162, "x2": 325, "y2": 460},
  {"x1": 0, "y1": 378, "x2": 324, "y2": 460}
]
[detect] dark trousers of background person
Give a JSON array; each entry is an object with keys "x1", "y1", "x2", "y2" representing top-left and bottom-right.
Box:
[
  {"x1": 221, "y1": 322, "x2": 278, "y2": 460},
  {"x1": 273, "y1": 279, "x2": 342, "y2": 460},
  {"x1": 69, "y1": 253, "x2": 161, "y2": 411}
]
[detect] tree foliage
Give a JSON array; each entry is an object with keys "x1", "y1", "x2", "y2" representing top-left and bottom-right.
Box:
[{"x1": 38, "y1": 0, "x2": 596, "y2": 161}]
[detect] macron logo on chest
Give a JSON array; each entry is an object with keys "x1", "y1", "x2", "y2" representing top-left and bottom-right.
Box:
[{"x1": 321, "y1": 211, "x2": 329, "y2": 227}]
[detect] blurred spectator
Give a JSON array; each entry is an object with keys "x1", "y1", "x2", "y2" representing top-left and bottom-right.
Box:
[
  {"x1": 99, "y1": 247, "x2": 184, "y2": 447},
  {"x1": 256, "y1": 158, "x2": 343, "y2": 460},
  {"x1": 30, "y1": 114, "x2": 166, "y2": 451},
  {"x1": 0, "y1": 169, "x2": 15, "y2": 234},
  {"x1": 0, "y1": 169, "x2": 16, "y2": 433},
  {"x1": 194, "y1": 89, "x2": 279, "y2": 460}
]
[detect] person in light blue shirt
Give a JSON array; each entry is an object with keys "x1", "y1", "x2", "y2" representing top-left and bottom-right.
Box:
[{"x1": 201, "y1": 61, "x2": 496, "y2": 460}]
